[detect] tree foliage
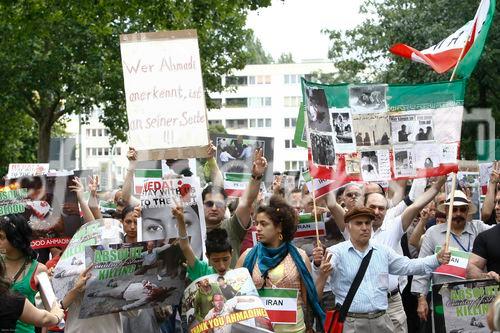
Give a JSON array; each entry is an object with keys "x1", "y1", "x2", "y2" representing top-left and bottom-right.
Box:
[
  {"x1": 0, "y1": 0, "x2": 272, "y2": 164},
  {"x1": 245, "y1": 30, "x2": 274, "y2": 64},
  {"x1": 324, "y1": 0, "x2": 499, "y2": 159},
  {"x1": 277, "y1": 52, "x2": 294, "y2": 64}
]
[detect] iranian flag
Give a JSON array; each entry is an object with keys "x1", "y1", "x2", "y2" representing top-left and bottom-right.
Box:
[
  {"x1": 294, "y1": 213, "x2": 326, "y2": 239},
  {"x1": 390, "y1": 0, "x2": 495, "y2": 77},
  {"x1": 134, "y1": 169, "x2": 162, "y2": 195},
  {"x1": 301, "y1": 169, "x2": 346, "y2": 198},
  {"x1": 258, "y1": 288, "x2": 298, "y2": 324},
  {"x1": 434, "y1": 248, "x2": 470, "y2": 279}
]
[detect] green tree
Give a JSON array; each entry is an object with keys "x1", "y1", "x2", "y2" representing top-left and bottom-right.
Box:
[
  {"x1": 208, "y1": 124, "x2": 228, "y2": 135},
  {"x1": 245, "y1": 30, "x2": 274, "y2": 64},
  {"x1": 324, "y1": 0, "x2": 499, "y2": 159},
  {"x1": 0, "y1": 0, "x2": 272, "y2": 165},
  {"x1": 277, "y1": 52, "x2": 294, "y2": 64}
]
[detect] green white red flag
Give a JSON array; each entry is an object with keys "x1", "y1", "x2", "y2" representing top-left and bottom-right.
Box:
[
  {"x1": 390, "y1": 0, "x2": 495, "y2": 77},
  {"x1": 294, "y1": 213, "x2": 326, "y2": 239},
  {"x1": 434, "y1": 247, "x2": 470, "y2": 279},
  {"x1": 258, "y1": 288, "x2": 298, "y2": 324}
]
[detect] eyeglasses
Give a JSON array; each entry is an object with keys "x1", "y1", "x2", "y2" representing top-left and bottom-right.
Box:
[
  {"x1": 345, "y1": 192, "x2": 361, "y2": 198},
  {"x1": 452, "y1": 206, "x2": 468, "y2": 213},
  {"x1": 204, "y1": 200, "x2": 225, "y2": 209}
]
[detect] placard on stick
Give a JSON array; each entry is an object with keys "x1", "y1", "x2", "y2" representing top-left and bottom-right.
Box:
[{"x1": 120, "y1": 30, "x2": 209, "y2": 161}]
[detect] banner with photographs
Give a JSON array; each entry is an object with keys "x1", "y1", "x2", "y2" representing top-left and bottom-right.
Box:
[
  {"x1": 3, "y1": 173, "x2": 82, "y2": 249},
  {"x1": 79, "y1": 240, "x2": 185, "y2": 319},
  {"x1": 210, "y1": 133, "x2": 274, "y2": 196},
  {"x1": 300, "y1": 79, "x2": 465, "y2": 182},
  {"x1": 120, "y1": 30, "x2": 209, "y2": 161},
  {"x1": 432, "y1": 279, "x2": 499, "y2": 333},
  {"x1": 51, "y1": 218, "x2": 124, "y2": 300},
  {"x1": 7, "y1": 163, "x2": 49, "y2": 179},
  {"x1": 138, "y1": 176, "x2": 206, "y2": 258},
  {"x1": 182, "y1": 268, "x2": 273, "y2": 333}
]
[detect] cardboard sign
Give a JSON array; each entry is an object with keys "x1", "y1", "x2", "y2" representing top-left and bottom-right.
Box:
[
  {"x1": 120, "y1": 30, "x2": 209, "y2": 161},
  {"x1": 7, "y1": 163, "x2": 49, "y2": 179}
]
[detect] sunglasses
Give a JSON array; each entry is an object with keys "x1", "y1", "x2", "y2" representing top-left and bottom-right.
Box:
[
  {"x1": 345, "y1": 192, "x2": 361, "y2": 198},
  {"x1": 452, "y1": 206, "x2": 468, "y2": 213},
  {"x1": 204, "y1": 200, "x2": 225, "y2": 209}
]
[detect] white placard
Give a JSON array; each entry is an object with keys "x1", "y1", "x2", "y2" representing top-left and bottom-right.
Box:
[
  {"x1": 120, "y1": 30, "x2": 209, "y2": 160},
  {"x1": 7, "y1": 163, "x2": 49, "y2": 179}
]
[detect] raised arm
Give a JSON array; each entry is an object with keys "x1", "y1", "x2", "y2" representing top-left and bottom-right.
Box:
[
  {"x1": 235, "y1": 148, "x2": 267, "y2": 229},
  {"x1": 70, "y1": 177, "x2": 94, "y2": 223},
  {"x1": 387, "y1": 179, "x2": 407, "y2": 208},
  {"x1": 481, "y1": 162, "x2": 499, "y2": 222},
  {"x1": 325, "y1": 191, "x2": 345, "y2": 232},
  {"x1": 87, "y1": 175, "x2": 102, "y2": 220},
  {"x1": 172, "y1": 206, "x2": 196, "y2": 269},
  {"x1": 205, "y1": 141, "x2": 223, "y2": 187},
  {"x1": 408, "y1": 207, "x2": 430, "y2": 250},
  {"x1": 121, "y1": 147, "x2": 137, "y2": 205},
  {"x1": 400, "y1": 176, "x2": 446, "y2": 231}
]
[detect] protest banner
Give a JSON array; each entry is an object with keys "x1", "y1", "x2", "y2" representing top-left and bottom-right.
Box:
[
  {"x1": 210, "y1": 133, "x2": 274, "y2": 196},
  {"x1": 120, "y1": 29, "x2": 209, "y2": 161},
  {"x1": 7, "y1": 163, "x2": 49, "y2": 179},
  {"x1": 51, "y1": 218, "x2": 124, "y2": 300},
  {"x1": 182, "y1": 268, "x2": 273, "y2": 333},
  {"x1": 0, "y1": 184, "x2": 29, "y2": 216},
  {"x1": 79, "y1": 240, "x2": 185, "y2": 319},
  {"x1": 301, "y1": 79, "x2": 465, "y2": 182},
  {"x1": 138, "y1": 176, "x2": 206, "y2": 258},
  {"x1": 432, "y1": 279, "x2": 499, "y2": 333}
]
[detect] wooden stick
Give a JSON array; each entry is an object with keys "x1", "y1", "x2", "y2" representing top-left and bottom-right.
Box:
[
  {"x1": 310, "y1": 177, "x2": 321, "y2": 247},
  {"x1": 444, "y1": 173, "x2": 457, "y2": 252},
  {"x1": 449, "y1": 13, "x2": 476, "y2": 82}
]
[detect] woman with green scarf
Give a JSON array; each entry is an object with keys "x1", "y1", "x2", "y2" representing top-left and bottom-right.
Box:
[{"x1": 236, "y1": 196, "x2": 325, "y2": 333}]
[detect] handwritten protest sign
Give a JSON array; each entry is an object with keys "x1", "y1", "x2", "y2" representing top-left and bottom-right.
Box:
[
  {"x1": 182, "y1": 268, "x2": 273, "y2": 333},
  {"x1": 120, "y1": 30, "x2": 209, "y2": 161},
  {"x1": 432, "y1": 279, "x2": 499, "y2": 333},
  {"x1": 80, "y1": 240, "x2": 185, "y2": 319},
  {"x1": 138, "y1": 176, "x2": 206, "y2": 258},
  {"x1": 300, "y1": 80, "x2": 465, "y2": 182},
  {"x1": 51, "y1": 218, "x2": 124, "y2": 300},
  {"x1": 0, "y1": 185, "x2": 28, "y2": 216},
  {"x1": 7, "y1": 163, "x2": 49, "y2": 179}
]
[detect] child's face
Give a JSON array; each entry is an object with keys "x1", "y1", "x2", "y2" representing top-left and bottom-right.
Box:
[{"x1": 208, "y1": 251, "x2": 232, "y2": 276}]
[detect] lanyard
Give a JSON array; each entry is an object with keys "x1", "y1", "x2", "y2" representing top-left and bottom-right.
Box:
[{"x1": 451, "y1": 233, "x2": 471, "y2": 252}]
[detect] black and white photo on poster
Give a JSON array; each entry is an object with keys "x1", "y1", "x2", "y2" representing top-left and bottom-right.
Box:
[
  {"x1": 80, "y1": 240, "x2": 185, "y2": 319},
  {"x1": 352, "y1": 113, "x2": 391, "y2": 147},
  {"x1": 345, "y1": 154, "x2": 361, "y2": 175},
  {"x1": 309, "y1": 131, "x2": 335, "y2": 166},
  {"x1": 139, "y1": 177, "x2": 206, "y2": 258},
  {"x1": 349, "y1": 84, "x2": 388, "y2": 114},
  {"x1": 390, "y1": 114, "x2": 418, "y2": 144},
  {"x1": 305, "y1": 87, "x2": 332, "y2": 132},
  {"x1": 440, "y1": 143, "x2": 459, "y2": 164},
  {"x1": 415, "y1": 114, "x2": 435, "y2": 141},
  {"x1": 360, "y1": 149, "x2": 391, "y2": 181},
  {"x1": 330, "y1": 108, "x2": 356, "y2": 153},
  {"x1": 393, "y1": 145, "x2": 417, "y2": 177},
  {"x1": 415, "y1": 144, "x2": 441, "y2": 170}
]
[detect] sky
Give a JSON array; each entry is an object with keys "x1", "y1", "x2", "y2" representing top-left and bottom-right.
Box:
[{"x1": 246, "y1": 0, "x2": 364, "y2": 62}]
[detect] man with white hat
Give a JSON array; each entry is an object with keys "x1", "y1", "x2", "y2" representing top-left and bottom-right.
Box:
[{"x1": 411, "y1": 190, "x2": 493, "y2": 322}]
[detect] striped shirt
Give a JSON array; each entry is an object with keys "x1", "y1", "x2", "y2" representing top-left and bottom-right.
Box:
[{"x1": 326, "y1": 239, "x2": 439, "y2": 313}]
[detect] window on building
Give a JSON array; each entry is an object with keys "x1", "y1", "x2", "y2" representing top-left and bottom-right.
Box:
[
  {"x1": 284, "y1": 118, "x2": 297, "y2": 128},
  {"x1": 250, "y1": 119, "x2": 256, "y2": 128},
  {"x1": 285, "y1": 161, "x2": 291, "y2": 170},
  {"x1": 284, "y1": 96, "x2": 301, "y2": 108},
  {"x1": 92, "y1": 148, "x2": 97, "y2": 156},
  {"x1": 225, "y1": 76, "x2": 248, "y2": 86},
  {"x1": 208, "y1": 119, "x2": 222, "y2": 126},
  {"x1": 284, "y1": 74, "x2": 300, "y2": 85},
  {"x1": 226, "y1": 119, "x2": 248, "y2": 129},
  {"x1": 257, "y1": 119, "x2": 264, "y2": 128},
  {"x1": 92, "y1": 129, "x2": 97, "y2": 136},
  {"x1": 284, "y1": 118, "x2": 290, "y2": 127},
  {"x1": 225, "y1": 98, "x2": 248, "y2": 108},
  {"x1": 104, "y1": 148, "x2": 109, "y2": 156},
  {"x1": 115, "y1": 147, "x2": 122, "y2": 155},
  {"x1": 291, "y1": 118, "x2": 297, "y2": 127},
  {"x1": 86, "y1": 148, "x2": 91, "y2": 156},
  {"x1": 97, "y1": 148, "x2": 103, "y2": 156},
  {"x1": 255, "y1": 75, "x2": 271, "y2": 85},
  {"x1": 248, "y1": 97, "x2": 272, "y2": 108},
  {"x1": 285, "y1": 140, "x2": 297, "y2": 149},
  {"x1": 265, "y1": 118, "x2": 271, "y2": 127}
]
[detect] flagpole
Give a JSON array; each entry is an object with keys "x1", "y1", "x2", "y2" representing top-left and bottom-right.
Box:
[
  {"x1": 310, "y1": 177, "x2": 321, "y2": 247},
  {"x1": 444, "y1": 173, "x2": 457, "y2": 252}
]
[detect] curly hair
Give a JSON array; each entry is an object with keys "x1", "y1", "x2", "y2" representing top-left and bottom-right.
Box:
[
  {"x1": 0, "y1": 214, "x2": 37, "y2": 260},
  {"x1": 256, "y1": 195, "x2": 298, "y2": 242},
  {"x1": 205, "y1": 228, "x2": 232, "y2": 256}
]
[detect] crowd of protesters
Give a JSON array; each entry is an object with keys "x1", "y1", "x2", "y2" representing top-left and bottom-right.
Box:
[{"x1": 0, "y1": 145, "x2": 499, "y2": 333}]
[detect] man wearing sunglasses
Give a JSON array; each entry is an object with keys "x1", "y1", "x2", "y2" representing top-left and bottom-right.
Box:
[
  {"x1": 201, "y1": 148, "x2": 268, "y2": 268},
  {"x1": 411, "y1": 190, "x2": 493, "y2": 323}
]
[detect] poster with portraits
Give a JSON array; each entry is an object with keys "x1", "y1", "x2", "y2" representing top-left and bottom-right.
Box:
[
  {"x1": 300, "y1": 79, "x2": 465, "y2": 182},
  {"x1": 138, "y1": 176, "x2": 206, "y2": 258},
  {"x1": 182, "y1": 268, "x2": 273, "y2": 333},
  {"x1": 79, "y1": 240, "x2": 185, "y2": 319},
  {"x1": 51, "y1": 218, "x2": 124, "y2": 300}
]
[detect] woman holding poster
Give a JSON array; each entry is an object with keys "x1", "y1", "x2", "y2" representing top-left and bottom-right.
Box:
[{"x1": 236, "y1": 196, "x2": 324, "y2": 333}]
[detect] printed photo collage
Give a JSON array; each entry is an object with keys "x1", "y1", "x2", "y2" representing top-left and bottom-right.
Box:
[{"x1": 305, "y1": 84, "x2": 460, "y2": 181}]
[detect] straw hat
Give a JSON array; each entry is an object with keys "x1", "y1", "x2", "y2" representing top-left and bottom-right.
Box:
[{"x1": 437, "y1": 190, "x2": 477, "y2": 216}]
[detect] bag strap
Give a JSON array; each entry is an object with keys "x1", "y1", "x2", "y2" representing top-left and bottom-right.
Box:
[{"x1": 339, "y1": 248, "x2": 373, "y2": 321}]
